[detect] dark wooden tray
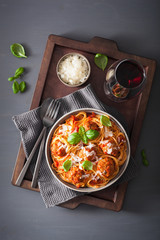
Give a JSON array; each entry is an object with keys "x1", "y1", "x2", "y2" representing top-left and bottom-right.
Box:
[{"x1": 11, "y1": 35, "x2": 156, "y2": 211}]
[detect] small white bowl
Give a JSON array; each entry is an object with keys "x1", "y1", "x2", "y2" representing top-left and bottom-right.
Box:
[{"x1": 56, "y1": 53, "x2": 91, "y2": 87}]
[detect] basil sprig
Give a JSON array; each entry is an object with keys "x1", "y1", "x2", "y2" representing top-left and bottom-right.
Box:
[
  {"x1": 82, "y1": 160, "x2": 93, "y2": 170},
  {"x1": 94, "y1": 53, "x2": 108, "y2": 71},
  {"x1": 67, "y1": 126, "x2": 99, "y2": 145},
  {"x1": 100, "y1": 115, "x2": 112, "y2": 127},
  {"x1": 8, "y1": 67, "x2": 24, "y2": 82},
  {"x1": 63, "y1": 159, "x2": 72, "y2": 172},
  {"x1": 8, "y1": 67, "x2": 26, "y2": 94},
  {"x1": 141, "y1": 149, "x2": 149, "y2": 166}
]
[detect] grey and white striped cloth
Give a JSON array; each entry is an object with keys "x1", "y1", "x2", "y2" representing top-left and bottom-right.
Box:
[{"x1": 13, "y1": 84, "x2": 137, "y2": 208}]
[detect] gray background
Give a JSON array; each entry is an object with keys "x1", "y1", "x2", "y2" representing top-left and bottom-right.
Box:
[{"x1": 0, "y1": 0, "x2": 160, "y2": 239}]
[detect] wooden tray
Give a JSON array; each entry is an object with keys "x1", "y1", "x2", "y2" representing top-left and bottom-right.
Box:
[{"x1": 11, "y1": 35, "x2": 156, "y2": 211}]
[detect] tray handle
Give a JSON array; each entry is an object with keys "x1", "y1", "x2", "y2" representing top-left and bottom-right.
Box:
[{"x1": 89, "y1": 36, "x2": 118, "y2": 51}]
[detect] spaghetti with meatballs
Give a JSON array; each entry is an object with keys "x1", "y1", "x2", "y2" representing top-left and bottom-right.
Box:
[{"x1": 50, "y1": 111, "x2": 128, "y2": 188}]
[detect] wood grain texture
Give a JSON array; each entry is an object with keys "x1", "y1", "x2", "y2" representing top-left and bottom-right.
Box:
[{"x1": 11, "y1": 35, "x2": 156, "y2": 211}]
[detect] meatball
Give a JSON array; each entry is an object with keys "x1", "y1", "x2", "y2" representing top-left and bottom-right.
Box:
[
  {"x1": 65, "y1": 166, "x2": 85, "y2": 188},
  {"x1": 83, "y1": 121, "x2": 99, "y2": 132},
  {"x1": 78, "y1": 146, "x2": 96, "y2": 162},
  {"x1": 99, "y1": 139, "x2": 119, "y2": 157},
  {"x1": 51, "y1": 140, "x2": 67, "y2": 157},
  {"x1": 89, "y1": 177, "x2": 105, "y2": 187},
  {"x1": 97, "y1": 158, "x2": 115, "y2": 178}
]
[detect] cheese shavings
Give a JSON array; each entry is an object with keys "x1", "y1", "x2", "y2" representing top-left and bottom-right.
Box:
[{"x1": 58, "y1": 54, "x2": 89, "y2": 85}]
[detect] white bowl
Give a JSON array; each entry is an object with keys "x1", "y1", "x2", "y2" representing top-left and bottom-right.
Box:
[{"x1": 45, "y1": 108, "x2": 130, "y2": 193}]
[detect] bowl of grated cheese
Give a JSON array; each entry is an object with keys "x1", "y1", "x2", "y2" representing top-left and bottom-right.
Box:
[{"x1": 56, "y1": 53, "x2": 91, "y2": 87}]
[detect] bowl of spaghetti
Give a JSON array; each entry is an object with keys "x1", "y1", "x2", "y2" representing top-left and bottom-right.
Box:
[{"x1": 45, "y1": 108, "x2": 130, "y2": 192}]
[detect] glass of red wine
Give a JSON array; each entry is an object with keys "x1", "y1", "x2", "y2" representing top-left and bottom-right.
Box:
[{"x1": 104, "y1": 59, "x2": 146, "y2": 102}]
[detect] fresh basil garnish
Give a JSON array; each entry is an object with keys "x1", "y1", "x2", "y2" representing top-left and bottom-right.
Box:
[
  {"x1": 100, "y1": 115, "x2": 112, "y2": 127},
  {"x1": 14, "y1": 67, "x2": 24, "y2": 78},
  {"x1": 63, "y1": 159, "x2": 72, "y2": 172},
  {"x1": 141, "y1": 149, "x2": 149, "y2": 166},
  {"x1": 8, "y1": 76, "x2": 16, "y2": 82},
  {"x1": 94, "y1": 53, "x2": 108, "y2": 71},
  {"x1": 82, "y1": 160, "x2": 93, "y2": 170},
  {"x1": 67, "y1": 125, "x2": 100, "y2": 145},
  {"x1": 10, "y1": 43, "x2": 27, "y2": 58},
  {"x1": 67, "y1": 132, "x2": 81, "y2": 145},
  {"x1": 19, "y1": 81, "x2": 26, "y2": 92},
  {"x1": 12, "y1": 80, "x2": 20, "y2": 94},
  {"x1": 79, "y1": 126, "x2": 88, "y2": 144},
  {"x1": 8, "y1": 67, "x2": 24, "y2": 81},
  {"x1": 86, "y1": 129, "x2": 99, "y2": 140},
  {"x1": 8, "y1": 67, "x2": 26, "y2": 94}
]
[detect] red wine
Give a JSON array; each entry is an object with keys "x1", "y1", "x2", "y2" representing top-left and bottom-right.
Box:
[{"x1": 116, "y1": 61, "x2": 144, "y2": 88}]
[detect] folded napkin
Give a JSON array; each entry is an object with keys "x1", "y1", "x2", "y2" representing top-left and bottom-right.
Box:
[{"x1": 13, "y1": 84, "x2": 137, "y2": 208}]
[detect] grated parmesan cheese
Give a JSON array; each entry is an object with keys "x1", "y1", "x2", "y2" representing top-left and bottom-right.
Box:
[
  {"x1": 60, "y1": 124, "x2": 72, "y2": 136},
  {"x1": 86, "y1": 143, "x2": 95, "y2": 150},
  {"x1": 83, "y1": 149, "x2": 96, "y2": 158},
  {"x1": 99, "y1": 140, "x2": 113, "y2": 154},
  {"x1": 57, "y1": 141, "x2": 68, "y2": 151},
  {"x1": 58, "y1": 54, "x2": 89, "y2": 85},
  {"x1": 80, "y1": 174, "x2": 90, "y2": 179},
  {"x1": 104, "y1": 126, "x2": 113, "y2": 138},
  {"x1": 70, "y1": 153, "x2": 82, "y2": 164},
  {"x1": 107, "y1": 147, "x2": 112, "y2": 154}
]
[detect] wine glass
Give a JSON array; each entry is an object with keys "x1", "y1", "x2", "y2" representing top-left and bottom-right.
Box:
[{"x1": 104, "y1": 59, "x2": 146, "y2": 102}]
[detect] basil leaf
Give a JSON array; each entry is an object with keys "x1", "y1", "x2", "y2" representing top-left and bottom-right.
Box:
[
  {"x1": 82, "y1": 160, "x2": 93, "y2": 170},
  {"x1": 86, "y1": 129, "x2": 99, "y2": 140},
  {"x1": 94, "y1": 53, "x2": 108, "y2": 71},
  {"x1": 67, "y1": 132, "x2": 81, "y2": 145},
  {"x1": 79, "y1": 126, "x2": 88, "y2": 144},
  {"x1": 19, "y1": 81, "x2": 26, "y2": 92},
  {"x1": 79, "y1": 126, "x2": 85, "y2": 135},
  {"x1": 63, "y1": 159, "x2": 72, "y2": 172},
  {"x1": 10, "y1": 43, "x2": 27, "y2": 58},
  {"x1": 100, "y1": 115, "x2": 112, "y2": 127},
  {"x1": 8, "y1": 76, "x2": 16, "y2": 81},
  {"x1": 14, "y1": 67, "x2": 24, "y2": 77},
  {"x1": 81, "y1": 134, "x2": 88, "y2": 144},
  {"x1": 141, "y1": 149, "x2": 149, "y2": 166},
  {"x1": 12, "y1": 80, "x2": 19, "y2": 94},
  {"x1": 8, "y1": 67, "x2": 24, "y2": 82}
]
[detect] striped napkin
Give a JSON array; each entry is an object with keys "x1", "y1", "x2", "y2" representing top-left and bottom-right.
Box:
[{"x1": 13, "y1": 84, "x2": 137, "y2": 208}]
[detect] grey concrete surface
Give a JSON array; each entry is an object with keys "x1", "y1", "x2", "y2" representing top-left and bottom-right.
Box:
[{"x1": 0, "y1": 0, "x2": 160, "y2": 240}]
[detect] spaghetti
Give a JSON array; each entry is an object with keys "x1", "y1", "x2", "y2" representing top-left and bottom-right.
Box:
[{"x1": 50, "y1": 111, "x2": 127, "y2": 188}]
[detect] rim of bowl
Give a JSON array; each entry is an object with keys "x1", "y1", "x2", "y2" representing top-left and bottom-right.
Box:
[
  {"x1": 45, "y1": 108, "x2": 131, "y2": 193},
  {"x1": 56, "y1": 52, "x2": 91, "y2": 87}
]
